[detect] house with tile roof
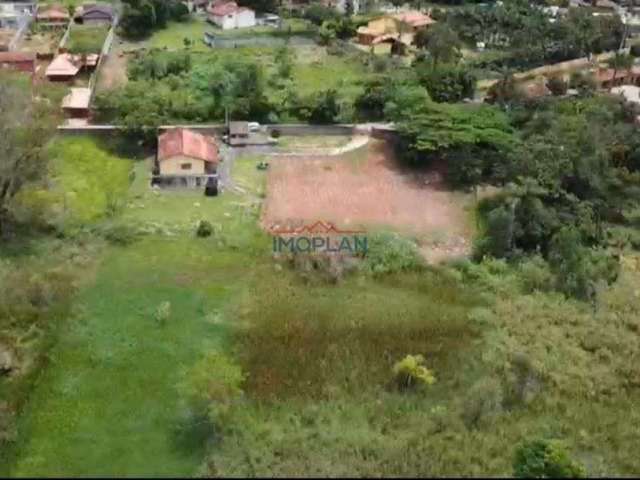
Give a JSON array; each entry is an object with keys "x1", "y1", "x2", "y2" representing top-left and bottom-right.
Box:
[
  {"x1": 357, "y1": 10, "x2": 436, "y2": 46},
  {"x1": 207, "y1": 1, "x2": 255, "y2": 30},
  {"x1": 155, "y1": 128, "x2": 221, "y2": 188}
]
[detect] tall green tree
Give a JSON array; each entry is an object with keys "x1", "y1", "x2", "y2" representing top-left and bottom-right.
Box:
[{"x1": 0, "y1": 74, "x2": 57, "y2": 233}]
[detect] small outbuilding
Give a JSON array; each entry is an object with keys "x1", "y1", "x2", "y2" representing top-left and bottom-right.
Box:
[{"x1": 227, "y1": 121, "x2": 249, "y2": 146}]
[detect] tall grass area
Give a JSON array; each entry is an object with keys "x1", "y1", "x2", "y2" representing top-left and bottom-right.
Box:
[{"x1": 199, "y1": 257, "x2": 640, "y2": 476}]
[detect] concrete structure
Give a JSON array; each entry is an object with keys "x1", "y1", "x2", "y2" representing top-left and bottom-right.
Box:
[
  {"x1": 0, "y1": 1, "x2": 35, "y2": 28},
  {"x1": 227, "y1": 121, "x2": 249, "y2": 145},
  {"x1": 207, "y1": 1, "x2": 255, "y2": 30},
  {"x1": 155, "y1": 128, "x2": 221, "y2": 188},
  {"x1": 0, "y1": 50, "x2": 34, "y2": 73},
  {"x1": 62, "y1": 87, "x2": 91, "y2": 118}
]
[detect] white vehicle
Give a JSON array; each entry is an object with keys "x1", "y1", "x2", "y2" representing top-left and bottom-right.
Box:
[{"x1": 247, "y1": 122, "x2": 261, "y2": 132}]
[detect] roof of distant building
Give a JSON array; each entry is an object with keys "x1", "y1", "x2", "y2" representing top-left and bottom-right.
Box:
[{"x1": 208, "y1": 1, "x2": 252, "y2": 16}]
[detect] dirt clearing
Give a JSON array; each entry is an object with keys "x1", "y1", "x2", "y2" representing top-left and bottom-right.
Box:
[{"x1": 262, "y1": 141, "x2": 476, "y2": 263}]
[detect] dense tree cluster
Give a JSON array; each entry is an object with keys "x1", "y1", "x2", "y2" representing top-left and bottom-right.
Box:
[
  {"x1": 448, "y1": 0, "x2": 625, "y2": 70},
  {"x1": 119, "y1": 0, "x2": 189, "y2": 39}
]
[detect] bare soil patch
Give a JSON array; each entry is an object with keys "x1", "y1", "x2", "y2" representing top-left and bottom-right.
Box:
[
  {"x1": 95, "y1": 41, "x2": 128, "y2": 92},
  {"x1": 262, "y1": 141, "x2": 475, "y2": 263}
]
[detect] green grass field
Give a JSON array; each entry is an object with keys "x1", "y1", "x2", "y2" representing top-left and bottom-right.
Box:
[
  {"x1": 6, "y1": 136, "x2": 640, "y2": 476},
  {"x1": 8, "y1": 140, "x2": 270, "y2": 476},
  {"x1": 148, "y1": 17, "x2": 314, "y2": 52}
]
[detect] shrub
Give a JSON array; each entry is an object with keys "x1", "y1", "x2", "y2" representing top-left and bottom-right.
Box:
[
  {"x1": 362, "y1": 232, "x2": 424, "y2": 275},
  {"x1": 631, "y1": 43, "x2": 640, "y2": 58},
  {"x1": 196, "y1": 220, "x2": 214, "y2": 238},
  {"x1": 392, "y1": 354, "x2": 436, "y2": 391},
  {"x1": 546, "y1": 76, "x2": 568, "y2": 96},
  {"x1": 153, "y1": 301, "x2": 171, "y2": 325},
  {"x1": 179, "y1": 352, "x2": 245, "y2": 424},
  {"x1": 518, "y1": 255, "x2": 554, "y2": 293},
  {"x1": 513, "y1": 439, "x2": 586, "y2": 478},
  {"x1": 98, "y1": 222, "x2": 140, "y2": 246},
  {"x1": 461, "y1": 378, "x2": 503, "y2": 429},
  {"x1": 270, "y1": 128, "x2": 281, "y2": 139}
]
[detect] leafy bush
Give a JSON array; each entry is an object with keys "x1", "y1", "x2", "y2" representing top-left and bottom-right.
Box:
[
  {"x1": 513, "y1": 439, "x2": 586, "y2": 478},
  {"x1": 546, "y1": 76, "x2": 568, "y2": 96},
  {"x1": 179, "y1": 352, "x2": 245, "y2": 424},
  {"x1": 98, "y1": 222, "x2": 140, "y2": 246},
  {"x1": 518, "y1": 256, "x2": 554, "y2": 293},
  {"x1": 461, "y1": 378, "x2": 503, "y2": 429},
  {"x1": 196, "y1": 220, "x2": 214, "y2": 238},
  {"x1": 362, "y1": 232, "x2": 424, "y2": 275},
  {"x1": 153, "y1": 301, "x2": 171, "y2": 325},
  {"x1": 392, "y1": 354, "x2": 436, "y2": 391}
]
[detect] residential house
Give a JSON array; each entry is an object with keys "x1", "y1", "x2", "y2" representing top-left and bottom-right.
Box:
[
  {"x1": 73, "y1": 3, "x2": 115, "y2": 25},
  {"x1": 36, "y1": 3, "x2": 70, "y2": 26},
  {"x1": 0, "y1": 50, "x2": 35, "y2": 73},
  {"x1": 155, "y1": 128, "x2": 221, "y2": 188},
  {"x1": 45, "y1": 52, "x2": 98, "y2": 81},
  {"x1": 357, "y1": 11, "x2": 436, "y2": 46},
  {"x1": 61, "y1": 87, "x2": 91, "y2": 119},
  {"x1": 207, "y1": 1, "x2": 256, "y2": 30}
]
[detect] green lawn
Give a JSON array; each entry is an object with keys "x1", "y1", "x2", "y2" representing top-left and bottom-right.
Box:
[
  {"x1": 9, "y1": 140, "x2": 270, "y2": 476},
  {"x1": 147, "y1": 17, "x2": 313, "y2": 52},
  {"x1": 66, "y1": 25, "x2": 110, "y2": 54}
]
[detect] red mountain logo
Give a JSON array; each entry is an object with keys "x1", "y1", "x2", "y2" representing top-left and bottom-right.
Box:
[{"x1": 269, "y1": 220, "x2": 365, "y2": 235}]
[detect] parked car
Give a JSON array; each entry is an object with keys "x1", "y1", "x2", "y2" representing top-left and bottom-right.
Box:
[{"x1": 248, "y1": 122, "x2": 260, "y2": 132}]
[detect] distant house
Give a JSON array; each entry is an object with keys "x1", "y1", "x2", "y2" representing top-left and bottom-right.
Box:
[
  {"x1": 155, "y1": 128, "x2": 221, "y2": 188},
  {"x1": 227, "y1": 121, "x2": 249, "y2": 145},
  {"x1": 37, "y1": 4, "x2": 70, "y2": 26},
  {"x1": 74, "y1": 3, "x2": 115, "y2": 25},
  {"x1": 207, "y1": 1, "x2": 255, "y2": 30},
  {"x1": 357, "y1": 11, "x2": 436, "y2": 46},
  {"x1": 0, "y1": 51, "x2": 35, "y2": 74},
  {"x1": 45, "y1": 53, "x2": 99, "y2": 81},
  {"x1": 62, "y1": 87, "x2": 91, "y2": 118},
  {"x1": 0, "y1": 1, "x2": 36, "y2": 28}
]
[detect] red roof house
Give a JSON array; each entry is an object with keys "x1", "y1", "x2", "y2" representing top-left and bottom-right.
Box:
[
  {"x1": 37, "y1": 4, "x2": 71, "y2": 25},
  {"x1": 157, "y1": 128, "x2": 220, "y2": 178}
]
